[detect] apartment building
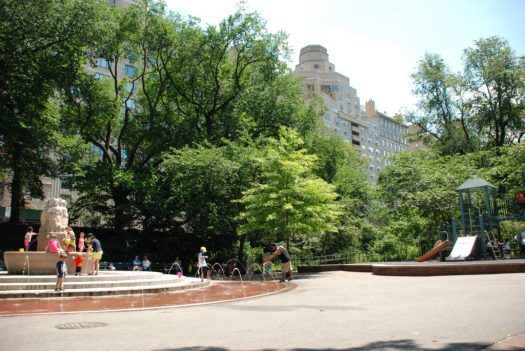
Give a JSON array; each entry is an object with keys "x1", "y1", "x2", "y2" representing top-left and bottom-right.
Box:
[{"x1": 293, "y1": 45, "x2": 408, "y2": 182}]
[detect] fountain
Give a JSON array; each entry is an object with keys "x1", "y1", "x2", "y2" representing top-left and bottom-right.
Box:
[
  {"x1": 3, "y1": 198, "x2": 89, "y2": 275},
  {"x1": 166, "y1": 261, "x2": 184, "y2": 275}
]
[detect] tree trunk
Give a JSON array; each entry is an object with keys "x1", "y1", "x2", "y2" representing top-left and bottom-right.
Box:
[
  {"x1": 237, "y1": 234, "x2": 245, "y2": 262},
  {"x1": 8, "y1": 151, "x2": 22, "y2": 223},
  {"x1": 112, "y1": 186, "x2": 130, "y2": 230}
]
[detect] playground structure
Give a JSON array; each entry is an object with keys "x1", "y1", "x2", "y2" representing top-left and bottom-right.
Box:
[{"x1": 418, "y1": 178, "x2": 525, "y2": 262}]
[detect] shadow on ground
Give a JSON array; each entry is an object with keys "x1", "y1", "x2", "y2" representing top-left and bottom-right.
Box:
[{"x1": 152, "y1": 339, "x2": 495, "y2": 351}]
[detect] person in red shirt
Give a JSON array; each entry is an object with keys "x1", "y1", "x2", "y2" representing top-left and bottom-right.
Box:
[{"x1": 73, "y1": 253, "x2": 84, "y2": 276}]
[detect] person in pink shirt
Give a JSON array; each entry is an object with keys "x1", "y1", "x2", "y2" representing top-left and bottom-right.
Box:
[
  {"x1": 77, "y1": 232, "x2": 85, "y2": 252},
  {"x1": 45, "y1": 234, "x2": 63, "y2": 254}
]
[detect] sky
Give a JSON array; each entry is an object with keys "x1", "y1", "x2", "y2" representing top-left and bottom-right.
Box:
[{"x1": 164, "y1": 0, "x2": 525, "y2": 116}]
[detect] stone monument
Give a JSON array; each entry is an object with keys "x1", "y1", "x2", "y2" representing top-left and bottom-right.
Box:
[
  {"x1": 4, "y1": 198, "x2": 88, "y2": 275},
  {"x1": 36, "y1": 198, "x2": 69, "y2": 251}
]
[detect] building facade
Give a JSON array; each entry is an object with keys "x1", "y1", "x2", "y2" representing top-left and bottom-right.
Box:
[{"x1": 293, "y1": 45, "x2": 408, "y2": 182}]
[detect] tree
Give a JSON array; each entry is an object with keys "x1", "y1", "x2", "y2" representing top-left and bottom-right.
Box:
[
  {"x1": 304, "y1": 129, "x2": 372, "y2": 255},
  {"x1": 409, "y1": 53, "x2": 479, "y2": 155},
  {"x1": 0, "y1": 0, "x2": 108, "y2": 222},
  {"x1": 61, "y1": 5, "x2": 313, "y2": 230},
  {"x1": 463, "y1": 36, "x2": 525, "y2": 147},
  {"x1": 409, "y1": 37, "x2": 525, "y2": 155},
  {"x1": 376, "y1": 150, "x2": 477, "y2": 252},
  {"x1": 161, "y1": 9, "x2": 293, "y2": 144},
  {"x1": 236, "y1": 128, "x2": 342, "y2": 250},
  {"x1": 159, "y1": 145, "x2": 243, "y2": 256},
  {"x1": 61, "y1": 1, "x2": 178, "y2": 229}
]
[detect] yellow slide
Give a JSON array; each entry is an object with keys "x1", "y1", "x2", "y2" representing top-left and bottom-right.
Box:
[{"x1": 416, "y1": 240, "x2": 451, "y2": 262}]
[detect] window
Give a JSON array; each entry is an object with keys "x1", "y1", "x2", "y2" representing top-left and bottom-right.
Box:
[
  {"x1": 125, "y1": 82, "x2": 134, "y2": 92},
  {"x1": 60, "y1": 176, "x2": 72, "y2": 190},
  {"x1": 314, "y1": 64, "x2": 320, "y2": 69},
  {"x1": 95, "y1": 72, "x2": 110, "y2": 79},
  {"x1": 127, "y1": 52, "x2": 139, "y2": 61},
  {"x1": 124, "y1": 65, "x2": 136, "y2": 76},
  {"x1": 321, "y1": 85, "x2": 331, "y2": 94},
  {"x1": 96, "y1": 58, "x2": 110, "y2": 69}
]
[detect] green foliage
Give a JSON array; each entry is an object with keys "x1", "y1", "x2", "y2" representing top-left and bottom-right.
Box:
[
  {"x1": 236, "y1": 128, "x2": 343, "y2": 248},
  {"x1": 463, "y1": 37, "x2": 525, "y2": 147},
  {"x1": 59, "y1": 4, "x2": 315, "y2": 230},
  {"x1": 409, "y1": 53, "x2": 479, "y2": 155},
  {"x1": 160, "y1": 145, "x2": 244, "y2": 253},
  {"x1": 492, "y1": 143, "x2": 525, "y2": 195},
  {"x1": 374, "y1": 150, "x2": 477, "y2": 255},
  {"x1": 0, "y1": 0, "x2": 109, "y2": 221},
  {"x1": 409, "y1": 36, "x2": 524, "y2": 154},
  {"x1": 373, "y1": 142, "x2": 525, "y2": 258},
  {"x1": 378, "y1": 150, "x2": 475, "y2": 224}
]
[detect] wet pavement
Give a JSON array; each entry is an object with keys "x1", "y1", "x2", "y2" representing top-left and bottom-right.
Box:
[{"x1": 0, "y1": 280, "x2": 289, "y2": 316}]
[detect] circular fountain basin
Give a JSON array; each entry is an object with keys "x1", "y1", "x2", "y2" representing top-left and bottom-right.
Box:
[{"x1": 4, "y1": 251, "x2": 93, "y2": 275}]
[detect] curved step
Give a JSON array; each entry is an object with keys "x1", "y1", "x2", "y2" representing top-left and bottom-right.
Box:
[{"x1": 0, "y1": 271, "x2": 209, "y2": 298}]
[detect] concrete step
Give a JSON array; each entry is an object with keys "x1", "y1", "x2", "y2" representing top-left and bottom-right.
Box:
[
  {"x1": 0, "y1": 271, "x2": 209, "y2": 298},
  {"x1": 0, "y1": 276, "x2": 186, "y2": 291},
  {"x1": 0, "y1": 270, "x2": 168, "y2": 283}
]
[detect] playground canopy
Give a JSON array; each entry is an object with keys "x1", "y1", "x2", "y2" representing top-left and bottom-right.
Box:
[{"x1": 456, "y1": 178, "x2": 497, "y2": 191}]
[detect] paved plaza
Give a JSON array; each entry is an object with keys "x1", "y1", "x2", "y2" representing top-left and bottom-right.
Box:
[{"x1": 1, "y1": 271, "x2": 524, "y2": 351}]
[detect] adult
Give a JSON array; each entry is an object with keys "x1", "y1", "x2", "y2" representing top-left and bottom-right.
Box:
[
  {"x1": 197, "y1": 247, "x2": 209, "y2": 282},
  {"x1": 142, "y1": 255, "x2": 151, "y2": 271},
  {"x1": 86, "y1": 233, "x2": 103, "y2": 275},
  {"x1": 132, "y1": 255, "x2": 142, "y2": 271},
  {"x1": 269, "y1": 243, "x2": 292, "y2": 282}
]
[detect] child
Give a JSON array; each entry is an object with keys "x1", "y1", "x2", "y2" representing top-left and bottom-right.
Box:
[
  {"x1": 45, "y1": 234, "x2": 63, "y2": 254},
  {"x1": 73, "y1": 253, "x2": 83, "y2": 276},
  {"x1": 77, "y1": 232, "x2": 85, "y2": 252},
  {"x1": 63, "y1": 226, "x2": 76, "y2": 248},
  {"x1": 263, "y1": 253, "x2": 272, "y2": 274},
  {"x1": 55, "y1": 251, "x2": 68, "y2": 292},
  {"x1": 197, "y1": 246, "x2": 209, "y2": 282},
  {"x1": 24, "y1": 227, "x2": 37, "y2": 251}
]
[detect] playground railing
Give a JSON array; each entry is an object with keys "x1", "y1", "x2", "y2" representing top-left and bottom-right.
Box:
[{"x1": 291, "y1": 251, "x2": 387, "y2": 267}]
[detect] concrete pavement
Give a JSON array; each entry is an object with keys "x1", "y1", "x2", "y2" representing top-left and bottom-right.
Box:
[{"x1": 1, "y1": 271, "x2": 524, "y2": 350}]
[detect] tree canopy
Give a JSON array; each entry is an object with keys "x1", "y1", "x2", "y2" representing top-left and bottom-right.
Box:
[{"x1": 409, "y1": 36, "x2": 524, "y2": 155}]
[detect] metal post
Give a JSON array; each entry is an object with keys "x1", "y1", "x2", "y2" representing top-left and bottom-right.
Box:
[
  {"x1": 479, "y1": 214, "x2": 486, "y2": 259},
  {"x1": 484, "y1": 187, "x2": 494, "y2": 240},
  {"x1": 451, "y1": 217, "x2": 458, "y2": 243},
  {"x1": 459, "y1": 191, "x2": 466, "y2": 235}
]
